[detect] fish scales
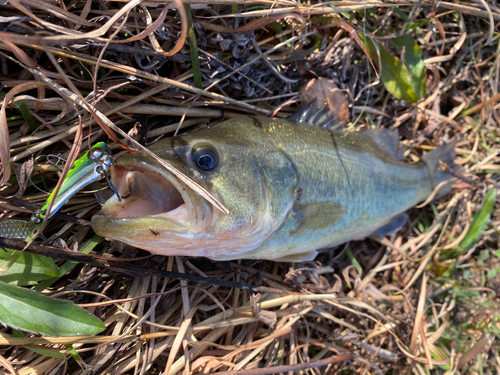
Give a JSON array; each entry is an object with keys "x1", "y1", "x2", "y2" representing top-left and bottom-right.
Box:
[
  {"x1": 92, "y1": 113, "x2": 457, "y2": 261},
  {"x1": 239, "y1": 118, "x2": 432, "y2": 261}
]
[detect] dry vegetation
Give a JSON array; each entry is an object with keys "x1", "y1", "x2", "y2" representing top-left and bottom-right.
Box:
[{"x1": 0, "y1": 0, "x2": 499, "y2": 374}]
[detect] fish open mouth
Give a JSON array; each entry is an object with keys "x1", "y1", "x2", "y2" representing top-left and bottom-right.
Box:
[{"x1": 98, "y1": 164, "x2": 190, "y2": 224}]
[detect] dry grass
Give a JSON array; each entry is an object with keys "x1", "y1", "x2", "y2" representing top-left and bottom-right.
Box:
[{"x1": 0, "y1": 0, "x2": 499, "y2": 374}]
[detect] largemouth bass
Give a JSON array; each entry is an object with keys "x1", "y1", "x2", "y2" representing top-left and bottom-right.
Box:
[{"x1": 92, "y1": 105, "x2": 457, "y2": 261}]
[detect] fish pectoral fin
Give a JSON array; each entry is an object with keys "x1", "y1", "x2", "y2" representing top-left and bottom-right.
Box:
[
  {"x1": 292, "y1": 202, "x2": 345, "y2": 233},
  {"x1": 273, "y1": 251, "x2": 318, "y2": 262},
  {"x1": 373, "y1": 213, "x2": 408, "y2": 236},
  {"x1": 362, "y1": 128, "x2": 404, "y2": 160}
]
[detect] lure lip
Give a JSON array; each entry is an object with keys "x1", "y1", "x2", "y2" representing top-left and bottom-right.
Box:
[{"x1": 92, "y1": 152, "x2": 212, "y2": 235}]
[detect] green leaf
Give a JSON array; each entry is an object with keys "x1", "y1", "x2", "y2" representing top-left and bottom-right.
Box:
[
  {"x1": 429, "y1": 344, "x2": 451, "y2": 370},
  {"x1": 360, "y1": 35, "x2": 421, "y2": 102},
  {"x1": 185, "y1": 4, "x2": 202, "y2": 89},
  {"x1": 35, "y1": 235, "x2": 103, "y2": 292},
  {"x1": 345, "y1": 247, "x2": 363, "y2": 277},
  {"x1": 453, "y1": 287, "x2": 480, "y2": 298},
  {"x1": 462, "y1": 269, "x2": 471, "y2": 280},
  {"x1": 441, "y1": 260, "x2": 456, "y2": 278},
  {"x1": 13, "y1": 329, "x2": 66, "y2": 359},
  {"x1": 390, "y1": 7, "x2": 410, "y2": 21},
  {"x1": 0, "y1": 93, "x2": 38, "y2": 131},
  {"x1": 487, "y1": 269, "x2": 498, "y2": 279},
  {"x1": 459, "y1": 189, "x2": 497, "y2": 253},
  {"x1": 391, "y1": 35, "x2": 426, "y2": 99},
  {"x1": 477, "y1": 249, "x2": 489, "y2": 266},
  {"x1": 14, "y1": 101, "x2": 38, "y2": 131},
  {"x1": 27, "y1": 346, "x2": 67, "y2": 359},
  {"x1": 0, "y1": 249, "x2": 58, "y2": 286},
  {"x1": 0, "y1": 281, "x2": 105, "y2": 336},
  {"x1": 65, "y1": 343, "x2": 83, "y2": 363}
]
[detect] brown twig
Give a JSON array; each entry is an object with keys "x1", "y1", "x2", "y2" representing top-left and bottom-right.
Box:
[
  {"x1": 0, "y1": 237, "x2": 291, "y2": 295},
  {"x1": 192, "y1": 353, "x2": 354, "y2": 375}
]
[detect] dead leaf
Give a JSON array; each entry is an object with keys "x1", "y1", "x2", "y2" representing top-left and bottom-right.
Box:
[
  {"x1": 12, "y1": 158, "x2": 34, "y2": 198},
  {"x1": 142, "y1": 0, "x2": 187, "y2": 57},
  {"x1": 191, "y1": 356, "x2": 235, "y2": 374},
  {"x1": 165, "y1": 306, "x2": 197, "y2": 375},
  {"x1": 329, "y1": 16, "x2": 378, "y2": 77},
  {"x1": 250, "y1": 293, "x2": 277, "y2": 328},
  {"x1": 300, "y1": 77, "x2": 350, "y2": 125},
  {"x1": 0, "y1": 79, "x2": 47, "y2": 186},
  {"x1": 127, "y1": 122, "x2": 142, "y2": 138},
  {"x1": 197, "y1": 13, "x2": 305, "y2": 33}
]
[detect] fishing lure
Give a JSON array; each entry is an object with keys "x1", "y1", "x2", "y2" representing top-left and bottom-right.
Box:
[{"x1": 0, "y1": 142, "x2": 114, "y2": 239}]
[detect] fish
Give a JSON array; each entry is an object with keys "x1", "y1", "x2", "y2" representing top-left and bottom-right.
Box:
[{"x1": 91, "y1": 103, "x2": 458, "y2": 262}]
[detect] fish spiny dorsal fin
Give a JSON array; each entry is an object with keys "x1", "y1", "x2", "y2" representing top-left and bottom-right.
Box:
[
  {"x1": 362, "y1": 128, "x2": 405, "y2": 161},
  {"x1": 289, "y1": 99, "x2": 338, "y2": 129}
]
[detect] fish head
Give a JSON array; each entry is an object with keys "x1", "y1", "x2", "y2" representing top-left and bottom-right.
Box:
[{"x1": 92, "y1": 117, "x2": 298, "y2": 259}]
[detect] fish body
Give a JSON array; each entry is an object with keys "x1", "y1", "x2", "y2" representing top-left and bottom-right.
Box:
[{"x1": 92, "y1": 110, "x2": 456, "y2": 261}]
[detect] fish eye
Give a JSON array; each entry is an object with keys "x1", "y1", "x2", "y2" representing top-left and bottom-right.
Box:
[{"x1": 192, "y1": 146, "x2": 218, "y2": 171}]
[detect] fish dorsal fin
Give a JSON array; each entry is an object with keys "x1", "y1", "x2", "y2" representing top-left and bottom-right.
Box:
[
  {"x1": 362, "y1": 128, "x2": 404, "y2": 160},
  {"x1": 292, "y1": 201, "x2": 345, "y2": 234},
  {"x1": 289, "y1": 99, "x2": 338, "y2": 129}
]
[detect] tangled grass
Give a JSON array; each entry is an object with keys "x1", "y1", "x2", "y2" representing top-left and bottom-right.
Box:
[{"x1": 0, "y1": 0, "x2": 499, "y2": 374}]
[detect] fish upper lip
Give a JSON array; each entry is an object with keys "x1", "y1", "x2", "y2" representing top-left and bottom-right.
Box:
[{"x1": 95, "y1": 154, "x2": 207, "y2": 230}]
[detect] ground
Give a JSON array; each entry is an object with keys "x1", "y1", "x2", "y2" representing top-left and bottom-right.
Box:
[{"x1": 0, "y1": 1, "x2": 499, "y2": 374}]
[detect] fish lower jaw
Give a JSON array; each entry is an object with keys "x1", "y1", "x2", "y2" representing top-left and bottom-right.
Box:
[
  {"x1": 159, "y1": 203, "x2": 190, "y2": 223},
  {"x1": 96, "y1": 200, "x2": 191, "y2": 226}
]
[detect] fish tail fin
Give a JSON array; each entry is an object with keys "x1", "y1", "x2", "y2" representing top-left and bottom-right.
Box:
[{"x1": 421, "y1": 141, "x2": 461, "y2": 198}]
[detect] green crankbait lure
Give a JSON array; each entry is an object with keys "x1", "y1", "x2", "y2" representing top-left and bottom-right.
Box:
[
  {"x1": 40, "y1": 142, "x2": 114, "y2": 220},
  {"x1": 0, "y1": 142, "x2": 113, "y2": 239}
]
